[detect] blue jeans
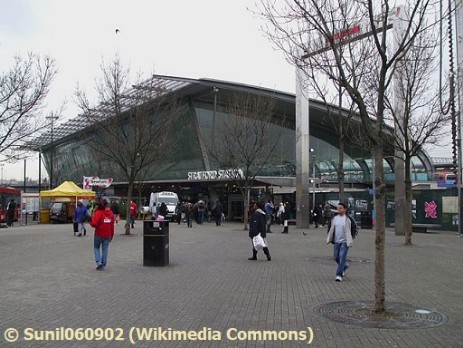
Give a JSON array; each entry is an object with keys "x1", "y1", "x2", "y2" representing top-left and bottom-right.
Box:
[
  {"x1": 94, "y1": 236, "x2": 111, "y2": 267},
  {"x1": 198, "y1": 211, "x2": 204, "y2": 225},
  {"x1": 266, "y1": 215, "x2": 272, "y2": 232},
  {"x1": 333, "y1": 242, "x2": 349, "y2": 277}
]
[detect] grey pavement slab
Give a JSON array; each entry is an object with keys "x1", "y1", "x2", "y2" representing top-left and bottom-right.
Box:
[{"x1": 0, "y1": 221, "x2": 462, "y2": 347}]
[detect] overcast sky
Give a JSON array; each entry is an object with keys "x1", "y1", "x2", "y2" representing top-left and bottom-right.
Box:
[
  {"x1": 1, "y1": 0, "x2": 296, "y2": 181},
  {"x1": 0, "y1": 0, "x2": 452, "y2": 182}
]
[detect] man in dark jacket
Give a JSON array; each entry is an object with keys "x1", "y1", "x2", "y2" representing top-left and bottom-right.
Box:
[
  {"x1": 175, "y1": 202, "x2": 183, "y2": 225},
  {"x1": 248, "y1": 202, "x2": 271, "y2": 261},
  {"x1": 74, "y1": 200, "x2": 88, "y2": 237},
  {"x1": 6, "y1": 199, "x2": 16, "y2": 227},
  {"x1": 159, "y1": 202, "x2": 168, "y2": 218},
  {"x1": 213, "y1": 199, "x2": 223, "y2": 226}
]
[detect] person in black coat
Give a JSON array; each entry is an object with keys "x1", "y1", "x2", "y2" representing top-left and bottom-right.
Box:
[
  {"x1": 213, "y1": 199, "x2": 223, "y2": 226},
  {"x1": 248, "y1": 202, "x2": 271, "y2": 261},
  {"x1": 159, "y1": 202, "x2": 168, "y2": 218}
]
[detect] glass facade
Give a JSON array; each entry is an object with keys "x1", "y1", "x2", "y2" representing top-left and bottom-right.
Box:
[{"x1": 40, "y1": 78, "x2": 433, "y2": 186}]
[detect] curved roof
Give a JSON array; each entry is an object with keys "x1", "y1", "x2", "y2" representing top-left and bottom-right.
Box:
[
  {"x1": 30, "y1": 74, "x2": 348, "y2": 149},
  {"x1": 29, "y1": 75, "x2": 433, "y2": 176}
]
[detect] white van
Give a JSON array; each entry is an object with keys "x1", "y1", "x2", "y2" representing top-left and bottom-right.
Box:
[{"x1": 149, "y1": 192, "x2": 179, "y2": 220}]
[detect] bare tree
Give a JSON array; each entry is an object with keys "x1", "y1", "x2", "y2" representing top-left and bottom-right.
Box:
[
  {"x1": 304, "y1": 65, "x2": 358, "y2": 202},
  {"x1": 76, "y1": 56, "x2": 180, "y2": 235},
  {"x1": 259, "y1": 0, "x2": 436, "y2": 312},
  {"x1": 0, "y1": 53, "x2": 56, "y2": 159},
  {"x1": 205, "y1": 92, "x2": 288, "y2": 230},
  {"x1": 387, "y1": 29, "x2": 450, "y2": 245}
]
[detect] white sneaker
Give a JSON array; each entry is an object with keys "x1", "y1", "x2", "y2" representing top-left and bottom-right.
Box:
[
  {"x1": 335, "y1": 276, "x2": 343, "y2": 282},
  {"x1": 342, "y1": 264, "x2": 349, "y2": 277}
]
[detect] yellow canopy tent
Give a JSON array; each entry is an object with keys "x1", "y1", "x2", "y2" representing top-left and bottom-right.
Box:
[{"x1": 39, "y1": 181, "x2": 95, "y2": 199}]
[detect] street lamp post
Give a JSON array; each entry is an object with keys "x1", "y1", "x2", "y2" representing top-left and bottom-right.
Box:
[
  {"x1": 310, "y1": 148, "x2": 316, "y2": 219},
  {"x1": 311, "y1": 150, "x2": 316, "y2": 210},
  {"x1": 0, "y1": 164, "x2": 4, "y2": 185},
  {"x1": 46, "y1": 115, "x2": 58, "y2": 189},
  {"x1": 38, "y1": 149, "x2": 42, "y2": 192}
]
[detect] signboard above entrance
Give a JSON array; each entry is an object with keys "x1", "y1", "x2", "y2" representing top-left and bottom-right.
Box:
[{"x1": 187, "y1": 169, "x2": 244, "y2": 181}]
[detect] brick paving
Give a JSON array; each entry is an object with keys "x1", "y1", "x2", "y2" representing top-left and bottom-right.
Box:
[{"x1": 0, "y1": 220, "x2": 462, "y2": 347}]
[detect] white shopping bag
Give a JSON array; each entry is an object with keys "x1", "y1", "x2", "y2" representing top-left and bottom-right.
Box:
[{"x1": 252, "y1": 233, "x2": 266, "y2": 250}]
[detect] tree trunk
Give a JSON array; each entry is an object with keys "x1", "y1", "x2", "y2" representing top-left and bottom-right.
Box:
[
  {"x1": 404, "y1": 155, "x2": 413, "y2": 245},
  {"x1": 373, "y1": 146, "x2": 386, "y2": 313},
  {"x1": 338, "y1": 133, "x2": 345, "y2": 203},
  {"x1": 125, "y1": 180, "x2": 134, "y2": 235},
  {"x1": 243, "y1": 185, "x2": 249, "y2": 231}
]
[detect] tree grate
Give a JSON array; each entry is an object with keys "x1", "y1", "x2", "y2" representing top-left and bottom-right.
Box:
[{"x1": 313, "y1": 301, "x2": 448, "y2": 329}]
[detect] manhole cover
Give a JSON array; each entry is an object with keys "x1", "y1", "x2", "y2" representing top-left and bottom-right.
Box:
[
  {"x1": 305, "y1": 256, "x2": 373, "y2": 264},
  {"x1": 313, "y1": 301, "x2": 448, "y2": 329}
]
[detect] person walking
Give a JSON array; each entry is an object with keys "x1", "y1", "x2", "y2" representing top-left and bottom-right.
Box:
[
  {"x1": 90, "y1": 199, "x2": 115, "y2": 270},
  {"x1": 74, "y1": 199, "x2": 88, "y2": 237},
  {"x1": 212, "y1": 199, "x2": 223, "y2": 226},
  {"x1": 322, "y1": 201, "x2": 333, "y2": 227},
  {"x1": 326, "y1": 202, "x2": 358, "y2": 282},
  {"x1": 197, "y1": 200, "x2": 206, "y2": 225},
  {"x1": 159, "y1": 202, "x2": 168, "y2": 218},
  {"x1": 110, "y1": 201, "x2": 120, "y2": 224},
  {"x1": 248, "y1": 202, "x2": 271, "y2": 261},
  {"x1": 6, "y1": 199, "x2": 16, "y2": 227},
  {"x1": 264, "y1": 199, "x2": 274, "y2": 234},
  {"x1": 312, "y1": 204, "x2": 322, "y2": 228},
  {"x1": 185, "y1": 203, "x2": 194, "y2": 228},
  {"x1": 129, "y1": 200, "x2": 138, "y2": 229},
  {"x1": 175, "y1": 202, "x2": 183, "y2": 225},
  {"x1": 277, "y1": 202, "x2": 285, "y2": 225}
]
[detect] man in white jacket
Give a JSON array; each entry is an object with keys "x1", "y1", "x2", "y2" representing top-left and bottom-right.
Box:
[{"x1": 326, "y1": 202, "x2": 358, "y2": 282}]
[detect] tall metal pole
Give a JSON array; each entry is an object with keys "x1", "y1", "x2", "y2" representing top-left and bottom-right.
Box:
[
  {"x1": 38, "y1": 149, "x2": 42, "y2": 193},
  {"x1": 23, "y1": 159, "x2": 26, "y2": 193},
  {"x1": 337, "y1": 76, "x2": 345, "y2": 203},
  {"x1": 24, "y1": 158, "x2": 27, "y2": 225},
  {"x1": 0, "y1": 164, "x2": 4, "y2": 185},
  {"x1": 393, "y1": 5, "x2": 407, "y2": 236},
  {"x1": 312, "y1": 154, "x2": 316, "y2": 209},
  {"x1": 46, "y1": 116, "x2": 58, "y2": 189},
  {"x1": 454, "y1": 0, "x2": 463, "y2": 237},
  {"x1": 50, "y1": 121, "x2": 54, "y2": 189},
  {"x1": 295, "y1": 66, "x2": 311, "y2": 229}
]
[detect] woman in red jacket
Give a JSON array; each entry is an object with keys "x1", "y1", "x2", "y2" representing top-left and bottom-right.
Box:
[{"x1": 90, "y1": 199, "x2": 115, "y2": 270}]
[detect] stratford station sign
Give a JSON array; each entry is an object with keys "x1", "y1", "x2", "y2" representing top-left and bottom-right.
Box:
[{"x1": 187, "y1": 169, "x2": 244, "y2": 181}]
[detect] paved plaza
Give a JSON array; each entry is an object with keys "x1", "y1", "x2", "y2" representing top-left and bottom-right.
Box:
[{"x1": 0, "y1": 220, "x2": 462, "y2": 347}]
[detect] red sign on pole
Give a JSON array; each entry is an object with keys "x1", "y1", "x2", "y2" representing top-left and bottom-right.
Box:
[{"x1": 332, "y1": 25, "x2": 361, "y2": 43}]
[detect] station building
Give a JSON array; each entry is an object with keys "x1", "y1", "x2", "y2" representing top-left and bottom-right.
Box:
[{"x1": 30, "y1": 75, "x2": 434, "y2": 221}]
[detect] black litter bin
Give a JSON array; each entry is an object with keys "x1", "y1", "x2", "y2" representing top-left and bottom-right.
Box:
[
  {"x1": 143, "y1": 220, "x2": 169, "y2": 266},
  {"x1": 360, "y1": 211, "x2": 373, "y2": 229}
]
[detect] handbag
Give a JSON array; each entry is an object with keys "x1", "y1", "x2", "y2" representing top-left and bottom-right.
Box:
[{"x1": 252, "y1": 233, "x2": 266, "y2": 250}]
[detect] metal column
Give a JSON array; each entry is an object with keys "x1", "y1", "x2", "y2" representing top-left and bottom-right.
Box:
[{"x1": 295, "y1": 66, "x2": 311, "y2": 229}]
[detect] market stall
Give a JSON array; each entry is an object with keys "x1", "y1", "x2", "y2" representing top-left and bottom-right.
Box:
[{"x1": 39, "y1": 181, "x2": 95, "y2": 223}]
